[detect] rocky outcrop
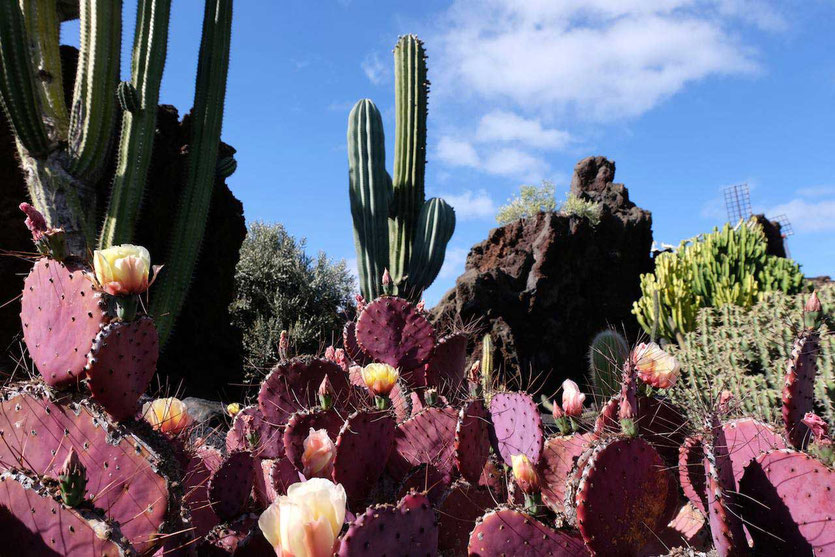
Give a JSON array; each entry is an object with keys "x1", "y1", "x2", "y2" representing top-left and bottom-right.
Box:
[{"x1": 432, "y1": 156, "x2": 653, "y2": 396}]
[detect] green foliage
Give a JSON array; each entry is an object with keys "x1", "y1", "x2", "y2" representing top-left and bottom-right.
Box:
[
  {"x1": 632, "y1": 221, "x2": 806, "y2": 340},
  {"x1": 668, "y1": 284, "x2": 835, "y2": 424},
  {"x1": 560, "y1": 193, "x2": 602, "y2": 225},
  {"x1": 230, "y1": 222, "x2": 355, "y2": 378},
  {"x1": 496, "y1": 181, "x2": 556, "y2": 225}
]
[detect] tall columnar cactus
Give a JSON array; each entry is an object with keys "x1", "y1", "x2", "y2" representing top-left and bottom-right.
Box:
[
  {"x1": 0, "y1": 0, "x2": 233, "y2": 345},
  {"x1": 348, "y1": 35, "x2": 455, "y2": 301}
]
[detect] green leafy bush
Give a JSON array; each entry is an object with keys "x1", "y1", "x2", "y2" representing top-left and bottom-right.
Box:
[
  {"x1": 632, "y1": 220, "x2": 805, "y2": 340},
  {"x1": 230, "y1": 222, "x2": 355, "y2": 377},
  {"x1": 496, "y1": 181, "x2": 557, "y2": 225},
  {"x1": 560, "y1": 192, "x2": 602, "y2": 225}
]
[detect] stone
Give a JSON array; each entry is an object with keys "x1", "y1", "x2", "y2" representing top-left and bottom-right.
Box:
[{"x1": 432, "y1": 156, "x2": 653, "y2": 396}]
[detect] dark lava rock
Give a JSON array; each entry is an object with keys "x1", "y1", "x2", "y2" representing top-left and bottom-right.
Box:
[{"x1": 432, "y1": 156, "x2": 653, "y2": 396}]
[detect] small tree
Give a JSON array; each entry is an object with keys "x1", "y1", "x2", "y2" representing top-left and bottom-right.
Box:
[
  {"x1": 230, "y1": 222, "x2": 355, "y2": 377},
  {"x1": 496, "y1": 181, "x2": 557, "y2": 225}
]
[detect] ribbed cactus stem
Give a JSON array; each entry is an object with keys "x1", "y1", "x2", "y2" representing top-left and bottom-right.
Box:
[
  {"x1": 389, "y1": 34, "x2": 428, "y2": 289},
  {"x1": 150, "y1": 0, "x2": 233, "y2": 344},
  {"x1": 588, "y1": 329, "x2": 629, "y2": 400},
  {"x1": 482, "y1": 333, "x2": 494, "y2": 400},
  {"x1": 99, "y1": 0, "x2": 172, "y2": 248},
  {"x1": 348, "y1": 98, "x2": 391, "y2": 300},
  {"x1": 406, "y1": 197, "x2": 455, "y2": 297},
  {"x1": 20, "y1": 0, "x2": 69, "y2": 141},
  {"x1": 67, "y1": 0, "x2": 121, "y2": 182},
  {"x1": 0, "y1": 0, "x2": 50, "y2": 157}
]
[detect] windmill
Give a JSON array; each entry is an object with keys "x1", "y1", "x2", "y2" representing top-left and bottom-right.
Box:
[{"x1": 722, "y1": 183, "x2": 794, "y2": 256}]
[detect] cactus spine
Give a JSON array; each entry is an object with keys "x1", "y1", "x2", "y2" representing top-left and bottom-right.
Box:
[
  {"x1": 150, "y1": 0, "x2": 233, "y2": 344},
  {"x1": 348, "y1": 35, "x2": 455, "y2": 301},
  {"x1": 99, "y1": 0, "x2": 172, "y2": 247}
]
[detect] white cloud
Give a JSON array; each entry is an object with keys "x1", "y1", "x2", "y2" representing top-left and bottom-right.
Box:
[
  {"x1": 439, "y1": 247, "x2": 469, "y2": 279},
  {"x1": 436, "y1": 137, "x2": 480, "y2": 168},
  {"x1": 483, "y1": 148, "x2": 549, "y2": 181},
  {"x1": 476, "y1": 110, "x2": 572, "y2": 149},
  {"x1": 796, "y1": 185, "x2": 835, "y2": 198},
  {"x1": 361, "y1": 53, "x2": 387, "y2": 85},
  {"x1": 768, "y1": 198, "x2": 835, "y2": 233},
  {"x1": 440, "y1": 189, "x2": 497, "y2": 220},
  {"x1": 433, "y1": 0, "x2": 771, "y2": 120}
]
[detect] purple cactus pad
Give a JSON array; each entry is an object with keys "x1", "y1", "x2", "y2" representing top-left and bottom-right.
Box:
[
  {"x1": 20, "y1": 259, "x2": 106, "y2": 388},
  {"x1": 85, "y1": 316, "x2": 158, "y2": 421},
  {"x1": 355, "y1": 297, "x2": 436, "y2": 370},
  {"x1": 332, "y1": 410, "x2": 395, "y2": 505},
  {"x1": 678, "y1": 435, "x2": 707, "y2": 514},
  {"x1": 0, "y1": 389, "x2": 171, "y2": 554},
  {"x1": 454, "y1": 399, "x2": 491, "y2": 484},
  {"x1": 488, "y1": 392, "x2": 544, "y2": 465},
  {"x1": 343, "y1": 321, "x2": 371, "y2": 365},
  {"x1": 740, "y1": 449, "x2": 835, "y2": 555},
  {"x1": 0, "y1": 472, "x2": 133, "y2": 556},
  {"x1": 468, "y1": 508, "x2": 589, "y2": 557},
  {"x1": 437, "y1": 481, "x2": 496, "y2": 555},
  {"x1": 183, "y1": 448, "x2": 222, "y2": 539},
  {"x1": 208, "y1": 451, "x2": 256, "y2": 521},
  {"x1": 539, "y1": 432, "x2": 595, "y2": 514},
  {"x1": 336, "y1": 492, "x2": 438, "y2": 557},
  {"x1": 423, "y1": 333, "x2": 467, "y2": 396},
  {"x1": 282, "y1": 408, "x2": 344, "y2": 474},
  {"x1": 258, "y1": 357, "x2": 351, "y2": 427},
  {"x1": 226, "y1": 405, "x2": 284, "y2": 459},
  {"x1": 395, "y1": 463, "x2": 451, "y2": 505},
  {"x1": 575, "y1": 437, "x2": 678, "y2": 556},
  {"x1": 387, "y1": 406, "x2": 459, "y2": 481}
]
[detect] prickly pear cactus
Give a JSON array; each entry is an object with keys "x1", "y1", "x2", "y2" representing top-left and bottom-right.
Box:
[
  {"x1": 488, "y1": 391, "x2": 544, "y2": 465},
  {"x1": 740, "y1": 449, "x2": 835, "y2": 555},
  {"x1": 437, "y1": 481, "x2": 495, "y2": 556},
  {"x1": 208, "y1": 451, "x2": 255, "y2": 521},
  {"x1": 574, "y1": 437, "x2": 678, "y2": 555},
  {"x1": 258, "y1": 357, "x2": 351, "y2": 426},
  {"x1": 226, "y1": 405, "x2": 284, "y2": 459},
  {"x1": 782, "y1": 328, "x2": 820, "y2": 448},
  {"x1": 355, "y1": 296, "x2": 436, "y2": 372},
  {"x1": 336, "y1": 492, "x2": 438, "y2": 557},
  {"x1": 454, "y1": 399, "x2": 491, "y2": 484},
  {"x1": 0, "y1": 472, "x2": 134, "y2": 556},
  {"x1": 424, "y1": 332, "x2": 467, "y2": 397},
  {"x1": 0, "y1": 388, "x2": 173, "y2": 554},
  {"x1": 282, "y1": 408, "x2": 343, "y2": 474},
  {"x1": 540, "y1": 432, "x2": 595, "y2": 514},
  {"x1": 85, "y1": 316, "x2": 158, "y2": 421},
  {"x1": 388, "y1": 406, "x2": 458, "y2": 480},
  {"x1": 468, "y1": 508, "x2": 588, "y2": 557},
  {"x1": 333, "y1": 410, "x2": 395, "y2": 505},
  {"x1": 20, "y1": 258, "x2": 106, "y2": 388}
]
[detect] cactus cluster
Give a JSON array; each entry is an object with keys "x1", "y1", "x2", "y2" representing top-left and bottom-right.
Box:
[
  {"x1": 0, "y1": 0, "x2": 234, "y2": 345},
  {"x1": 633, "y1": 220, "x2": 805, "y2": 340},
  {"x1": 4, "y1": 206, "x2": 835, "y2": 555},
  {"x1": 348, "y1": 35, "x2": 456, "y2": 301}
]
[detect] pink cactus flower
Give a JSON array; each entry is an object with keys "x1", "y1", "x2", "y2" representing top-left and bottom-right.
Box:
[
  {"x1": 561, "y1": 379, "x2": 585, "y2": 417},
  {"x1": 632, "y1": 342, "x2": 680, "y2": 389},
  {"x1": 19, "y1": 202, "x2": 47, "y2": 240},
  {"x1": 802, "y1": 412, "x2": 830, "y2": 440},
  {"x1": 805, "y1": 292, "x2": 822, "y2": 313},
  {"x1": 510, "y1": 453, "x2": 540, "y2": 494},
  {"x1": 302, "y1": 428, "x2": 336, "y2": 479},
  {"x1": 93, "y1": 244, "x2": 151, "y2": 296}
]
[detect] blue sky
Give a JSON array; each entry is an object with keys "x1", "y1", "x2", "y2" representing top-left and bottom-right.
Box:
[{"x1": 66, "y1": 1, "x2": 835, "y2": 305}]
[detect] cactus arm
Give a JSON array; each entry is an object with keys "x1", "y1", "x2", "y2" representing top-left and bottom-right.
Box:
[
  {"x1": 406, "y1": 197, "x2": 455, "y2": 298},
  {"x1": 389, "y1": 34, "x2": 428, "y2": 289},
  {"x1": 348, "y1": 98, "x2": 391, "y2": 300},
  {"x1": 66, "y1": 0, "x2": 121, "y2": 182},
  {"x1": 0, "y1": 0, "x2": 50, "y2": 157},
  {"x1": 150, "y1": 0, "x2": 233, "y2": 345},
  {"x1": 19, "y1": 0, "x2": 68, "y2": 140},
  {"x1": 99, "y1": 0, "x2": 171, "y2": 248}
]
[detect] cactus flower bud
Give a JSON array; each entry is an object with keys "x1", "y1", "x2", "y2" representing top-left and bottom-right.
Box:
[
  {"x1": 561, "y1": 380, "x2": 585, "y2": 417},
  {"x1": 93, "y1": 244, "x2": 151, "y2": 296},
  {"x1": 302, "y1": 428, "x2": 336, "y2": 479},
  {"x1": 382, "y1": 268, "x2": 392, "y2": 286},
  {"x1": 278, "y1": 330, "x2": 290, "y2": 361},
  {"x1": 804, "y1": 292, "x2": 823, "y2": 329},
  {"x1": 319, "y1": 376, "x2": 335, "y2": 410},
  {"x1": 355, "y1": 294, "x2": 367, "y2": 313},
  {"x1": 552, "y1": 401, "x2": 564, "y2": 419},
  {"x1": 424, "y1": 387, "x2": 439, "y2": 407},
  {"x1": 632, "y1": 342, "x2": 680, "y2": 389},
  {"x1": 416, "y1": 300, "x2": 426, "y2": 312},
  {"x1": 510, "y1": 453, "x2": 539, "y2": 494},
  {"x1": 324, "y1": 345, "x2": 336, "y2": 361},
  {"x1": 142, "y1": 397, "x2": 193, "y2": 435},
  {"x1": 718, "y1": 390, "x2": 733, "y2": 414},
  {"x1": 361, "y1": 363, "x2": 399, "y2": 397},
  {"x1": 802, "y1": 412, "x2": 830, "y2": 440},
  {"x1": 468, "y1": 360, "x2": 481, "y2": 384},
  {"x1": 58, "y1": 448, "x2": 87, "y2": 507},
  {"x1": 226, "y1": 402, "x2": 241, "y2": 417},
  {"x1": 19, "y1": 202, "x2": 47, "y2": 240}
]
